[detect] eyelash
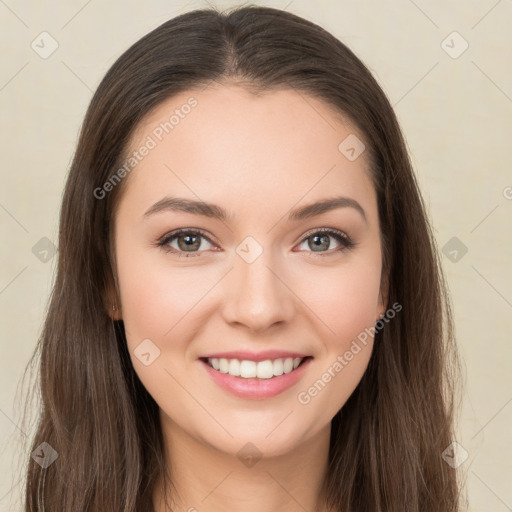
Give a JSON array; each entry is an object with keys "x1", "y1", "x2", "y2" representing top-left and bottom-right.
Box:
[{"x1": 155, "y1": 227, "x2": 356, "y2": 258}]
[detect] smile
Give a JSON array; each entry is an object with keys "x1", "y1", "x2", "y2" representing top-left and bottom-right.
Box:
[
  {"x1": 199, "y1": 356, "x2": 313, "y2": 400},
  {"x1": 204, "y1": 356, "x2": 306, "y2": 379}
]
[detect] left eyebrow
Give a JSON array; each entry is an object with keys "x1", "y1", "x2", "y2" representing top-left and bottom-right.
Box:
[
  {"x1": 143, "y1": 195, "x2": 367, "y2": 225},
  {"x1": 287, "y1": 196, "x2": 367, "y2": 225}
]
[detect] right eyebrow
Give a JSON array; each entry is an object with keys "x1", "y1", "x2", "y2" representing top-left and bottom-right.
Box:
[{"x1": 143, "y1": 196, "x2": 230, "y2": 221}]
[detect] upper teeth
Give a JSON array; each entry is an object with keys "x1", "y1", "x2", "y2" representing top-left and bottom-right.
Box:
[{"x1": 208, "y1": 357, "x2": 304, "y2": 379}]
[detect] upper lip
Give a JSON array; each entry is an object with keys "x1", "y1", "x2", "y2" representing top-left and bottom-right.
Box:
[{"x1": 199, "y1": 350, "x2": 312, "y2": 362}]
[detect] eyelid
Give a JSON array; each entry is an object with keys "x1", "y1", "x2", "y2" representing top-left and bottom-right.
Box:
[
  {"x1": 300, "y1": 226, "x2": 349, "y2": 241},
  {"x1": 156, "y1": 227, "x2": 216, "y2": 246}
]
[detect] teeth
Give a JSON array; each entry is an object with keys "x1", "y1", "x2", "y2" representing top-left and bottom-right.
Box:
[
  {"x1": 207, "y1": 357, "x2": 305, "y2": 379},
  {"x1": 273, "y1": 358, "x2": 284, "y2": 376},
  {"x1": 228, "y1": 358, "x2": 240, "y2": 376},
  {"x1": 240, "y1": 360, "x2": 257, "y2": 378},
  {"x1": 283, "y1": 358, "x2": 293, "y2": 373}
]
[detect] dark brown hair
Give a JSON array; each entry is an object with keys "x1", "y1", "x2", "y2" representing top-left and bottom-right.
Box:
[{"x1": 22, "y1": 4, "x2": 462, "y2": 511}]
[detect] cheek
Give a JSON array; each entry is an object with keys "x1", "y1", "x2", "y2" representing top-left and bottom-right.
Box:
[
  {"x1": 295, "y1": 259, "x2": 380, "y2": 416},
  {"x1": 115, "y1": 249, "x2": 205, "y2": 409},
  {"x1": 298, "y1": 345, "x2": 372, "y2": 423},
  {"x1": 296, "y1": 258, "x2": 381, "y2": 348},
  {"x1": 116, "y1": 248, "x2": 209, "y2": 346},
  {"x1": 296, "y1": 280, "x2": 377, "y2": 420}
]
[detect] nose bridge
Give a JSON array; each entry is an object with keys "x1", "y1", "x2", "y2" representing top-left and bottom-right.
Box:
[{"x1": 222, "y1": 239, "x2": 294, "y2": 332}]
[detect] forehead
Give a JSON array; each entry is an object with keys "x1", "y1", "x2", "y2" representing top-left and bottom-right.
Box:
[{"x1": 117, "y1": 84, "x2": 377, "y2": 225}]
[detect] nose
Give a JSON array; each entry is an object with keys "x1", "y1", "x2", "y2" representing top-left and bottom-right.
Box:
[{"x1": 221, "y1": 247, "x2": 295, "y2": 334}]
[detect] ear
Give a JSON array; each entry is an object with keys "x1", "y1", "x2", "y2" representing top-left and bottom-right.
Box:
[
  {"x1": 103, "y1": 270, "x2": 122, "y2": 321},
  {"x1": 376, "y1": 267, "x2": 389, "y2": 321}
]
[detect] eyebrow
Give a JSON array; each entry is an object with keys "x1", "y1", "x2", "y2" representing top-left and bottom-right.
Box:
[{"x1": 143, "y1": 195, "x2": 367, "y2": 224}]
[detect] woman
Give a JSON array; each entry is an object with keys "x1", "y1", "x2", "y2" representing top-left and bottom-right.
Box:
[{"x1": 23, "y1": 5, "x2": 462, "y2": 511}]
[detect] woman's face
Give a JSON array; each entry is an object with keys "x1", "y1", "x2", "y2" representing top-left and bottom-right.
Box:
[{"x1": 111, "y1": 84, "x2": 386, "y2": 457}]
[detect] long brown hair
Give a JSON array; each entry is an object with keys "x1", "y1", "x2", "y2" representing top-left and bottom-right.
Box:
[{"x1": 22, "y1": 4, "x2": 463, "y2": 511}]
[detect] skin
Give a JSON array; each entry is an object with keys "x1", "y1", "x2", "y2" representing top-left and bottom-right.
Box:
[{"x1": 108, "y1": 83, "x2": 387, "y2": 512}]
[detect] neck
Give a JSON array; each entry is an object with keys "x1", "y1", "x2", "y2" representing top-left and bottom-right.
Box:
[{"x1": 153, "y1": 413, "x2": 332, "y2": 512}]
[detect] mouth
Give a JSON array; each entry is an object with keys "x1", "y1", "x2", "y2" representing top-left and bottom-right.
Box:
[
  {"x1": 199, "y1": 356, "x2": 313, "y2": 379},
  {"x1": 198, "y1": 355, "x2": 314, "y2": 400}
]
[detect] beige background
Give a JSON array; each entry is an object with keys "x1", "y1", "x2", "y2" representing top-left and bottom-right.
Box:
[{"x1": 1, "y1": 1, "x2": 511, "y2": 510}]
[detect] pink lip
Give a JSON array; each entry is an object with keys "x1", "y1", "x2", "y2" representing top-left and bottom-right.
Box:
[
  {"x1": 199, "y1": 350, "x2": 310, "y2": 362},
  {"x1": 199, "y1": 356, "x2": 313, "y2": 400}
]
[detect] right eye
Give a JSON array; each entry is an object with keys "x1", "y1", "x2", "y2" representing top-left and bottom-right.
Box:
[{"x1": 156, "y1": 229, "x2": 216, "y2": 257}]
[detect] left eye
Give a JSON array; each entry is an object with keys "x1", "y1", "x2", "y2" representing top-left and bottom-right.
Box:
[
  {"x1": 296, "y1": 229, "x2": 354, "y2": 254},
  {"x1": 156, "y1": 228, "x2": 354, "y2": 257}
]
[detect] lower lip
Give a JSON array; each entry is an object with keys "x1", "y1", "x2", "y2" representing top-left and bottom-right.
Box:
[{"x1": 200, "y1": 358, "x2": 313, "y2": 400}]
